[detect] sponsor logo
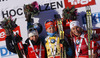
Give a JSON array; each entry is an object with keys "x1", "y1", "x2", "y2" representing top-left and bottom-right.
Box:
[
  {"x1": 0, "y1": 46, "x2": 16, "y2": 58},
  {"x1": 0, "y1": 26, "x2": 21, "y2": 41},
  {"x1": 1, "y1": 1, "x2": 64, "y2": 19},
  {"x1": 64, "y1": 0, "x2": 96, "y2": 8},
  {"x1": 0, "y1": 29, "x2": 6, "y2": 41},
  {"x1": 92, "y1": 12, "x2": 100, "y2": 23},
  {"x1": 39, "y1": 1, "x2": 64, "y2": 12},
  {"x1": 82, "y1": 12, "x2": 100, "y2": 24},
  {"x1": 2, "y1": 7, "x2": 23, "y2": 18}
]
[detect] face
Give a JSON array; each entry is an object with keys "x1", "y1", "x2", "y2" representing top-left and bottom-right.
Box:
[
  {"x1": 71, "y1": 26, "x2": 81, "y2": 36},
  {"x1": 46, "y1": 26, "x2": 55, "y2": 33},
  {"x1": 29, "y1": 35, "x2": 38, "y2": 42}
]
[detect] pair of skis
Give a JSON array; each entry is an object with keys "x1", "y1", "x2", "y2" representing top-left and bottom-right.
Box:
[
  {"x1": 86, "y1": 6, "x2": 93, "y2": 58},
  {"x1": 54, "y1": 14, "x2": 66, "y2": 58}
]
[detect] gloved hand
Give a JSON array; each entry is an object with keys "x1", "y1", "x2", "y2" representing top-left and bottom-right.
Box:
[
  {"x1": 60, "y1": 39, "x2": 65, "y2": 44},
  {"x1": 5, "y1": 29, "x2": 10, "y2": 36},
  {"x1": 14, "y1": 34, "x2": 22, "y2": 44},
  {"x1": 25, "y1": 13, "x2": 32, "y2": 22},
  {"x1": 60, "y1": 39, "x2": 69, "y2": 47},
  {"x1": 91, "y1": 30, "x2": 99, "y2": 40},
  {"x1": 91, "y1": 34, "x2": 98, "y2": 40}
]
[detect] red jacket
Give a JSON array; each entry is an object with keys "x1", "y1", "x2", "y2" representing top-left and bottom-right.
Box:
[
  {"x1": 26, "y1": 44, "x2": 45, "y2": 58},
  {"x1": 72, "y1": 33, "x2": 98, "y2": 58},
  {"x1": 5, "y1": 36, "x2": 46, "y2": 58}
]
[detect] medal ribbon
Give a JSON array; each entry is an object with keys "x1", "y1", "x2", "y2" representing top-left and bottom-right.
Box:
[
  {"x1": 29, "y1": 40, "x2": 42, "y2": 58},
  {"x1": 47, "y1": 36, "x2": 58, "y2": 58},
  {"x1": 74, "y1": 33, "x2": 88, "y2": 58}
]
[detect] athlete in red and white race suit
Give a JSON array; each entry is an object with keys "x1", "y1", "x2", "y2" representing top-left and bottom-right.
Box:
[
  {"x1": 5, "y1": 28, "x2": 47, "y2": 58},
  {"x1": 69, "y1": 21, "x2": 98, "y2": 58}
]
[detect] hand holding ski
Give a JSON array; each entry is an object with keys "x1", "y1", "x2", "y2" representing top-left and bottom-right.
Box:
[{"x1": 54, "y1": 14, "x2": 66, "y2": 58}]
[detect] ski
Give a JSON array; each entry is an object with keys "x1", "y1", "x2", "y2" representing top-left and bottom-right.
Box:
[
  {"x1": 54, "y1": 14, "x2": 66, "y2": 58},
  {"x1": 86, "y1": 6, "x2": 93, "y2": 58}
]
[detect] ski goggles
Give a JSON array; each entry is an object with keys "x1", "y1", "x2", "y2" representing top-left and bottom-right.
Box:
[
  {"x1": 44, "y1": 19, "x2": 54, "y2": 24},
  {"x1": 28, "y1": 27, "x2": 36, "y2": 33}
]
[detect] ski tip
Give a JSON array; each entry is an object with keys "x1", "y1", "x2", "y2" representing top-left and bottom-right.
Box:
[{"x1": 86, "y1": 6, "x2": 91, "y2": 10}]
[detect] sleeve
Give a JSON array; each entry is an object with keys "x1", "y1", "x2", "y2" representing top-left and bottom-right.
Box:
[
  {"x1": 5, "y1": 35, "x2": 16, "y2": 53},
  {"x1": 90, "y1": 40, "x2": 98, "y2": 52},
  {"x1": 23, "y1": 44, "x2": 28, "y2": 55},
  {"x1": 24, "y1": 38, "x2": 30, "y2": 56},
  {"x1": 42, "y1": 41, "x2": 47, "y2": 58},
  {"x1": 66, "y1": 47, "x2": 73, "y2": 56},
  {"x1": 63, "y1": 36, "x2": 73, "y2": 56}
]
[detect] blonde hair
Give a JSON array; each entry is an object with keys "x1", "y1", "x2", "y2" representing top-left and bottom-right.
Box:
[{"x1": 70, "y1": 27, "x2": 83, "y2": 38}]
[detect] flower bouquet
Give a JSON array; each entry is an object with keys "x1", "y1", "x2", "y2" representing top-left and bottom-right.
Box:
[
  {"x1": 23, "y1": 1, "x2": 40, "y2": 22},
  {"x1": 62, "y1": 6, "x2": 77, "y2": 21},
  {"x1": 0, "y1": 17, "x2": 17, "y2": 35}
]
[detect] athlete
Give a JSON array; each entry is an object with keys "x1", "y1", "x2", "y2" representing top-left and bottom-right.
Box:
[
  {"x1": 44, "y1": 19, "x2": 72, "y2": 58},
  {"x1": 70, "y1": 21, "x2": 98, "y2": 58},
  {"x1": 5, "y1": 28, "x2": 47, "y2": 58}
]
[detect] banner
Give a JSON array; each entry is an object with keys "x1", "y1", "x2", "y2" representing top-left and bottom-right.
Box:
[
  {"x1": 0, "y1": 26, "x2": 21, "y2": 41},
  {"x1": 64, "y1": 0, "x2": 96, "y2": 8},
  {"x1": 0, "y1": 45, "x2": 18, "y2": 58}
]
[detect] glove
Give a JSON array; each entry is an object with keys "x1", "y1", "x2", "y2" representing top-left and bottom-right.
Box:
[
  {"x1": 91, "y1": 34, "x2": 98, "y2": 40},
  {"x1": 5, "y1": 29, "x2": 12, "y2": 36},
  {"x1": 25, "y1": 13, "x2": 32, "y2": 22},
  {"x1": 14, "y1": 34, "x2": 22, "y2": 44},
  {"x1": 60, "y1": 39, "x2": 69, "y2": 47},
  {"x1": 60, "y1": 39, "x2": 65, "y2": 44}
]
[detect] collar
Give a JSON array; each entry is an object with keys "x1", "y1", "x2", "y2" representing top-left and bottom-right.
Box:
[
  {"x1": 47, "y1": 32, "x2": 57, "y2": 37},
  {"x1": 25, "y1": 38, "x2": 41, "y2": 45}
]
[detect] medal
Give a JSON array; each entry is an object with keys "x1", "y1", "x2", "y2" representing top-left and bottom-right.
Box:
[
  {"x1": 51, "y1": 39, "x2": 56, "y2": 43},
  {"x1": 47, "y1": 36, "x2": 58, "y2": 57},
  {"x1": 76, "y1": 39, "x2": 80, "y2": 45}
]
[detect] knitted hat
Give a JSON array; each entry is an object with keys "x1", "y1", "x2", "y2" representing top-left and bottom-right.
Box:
[
  {"x1": 28, "y1": 28, "x2": 39, "y2": 38},
  {"x1": 70, "y1": 21, "x2": 80, "y2": 29}
]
